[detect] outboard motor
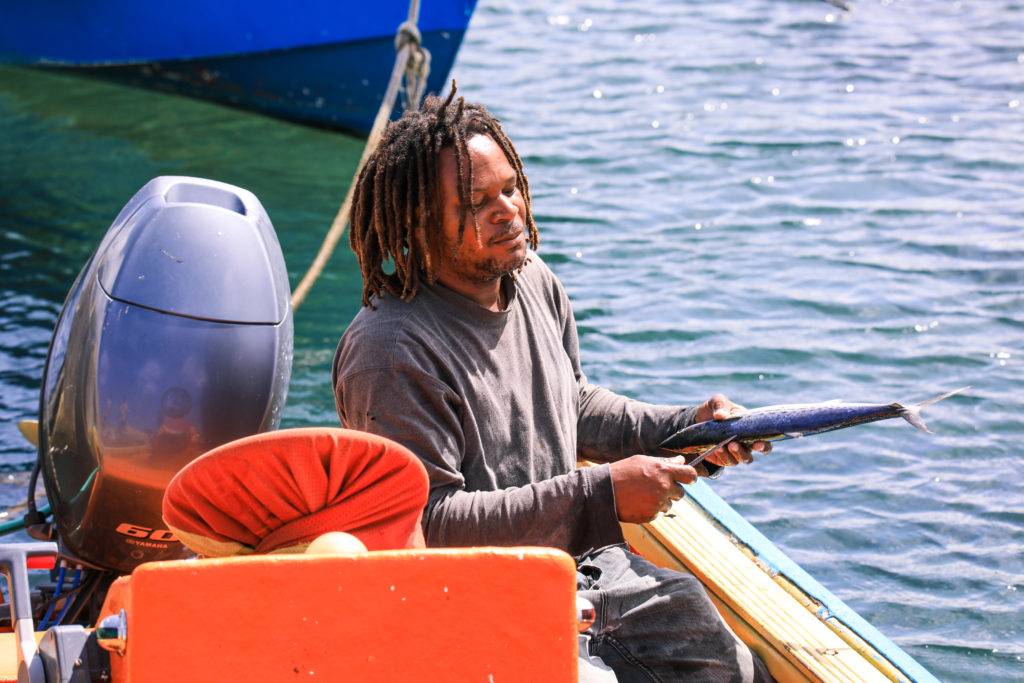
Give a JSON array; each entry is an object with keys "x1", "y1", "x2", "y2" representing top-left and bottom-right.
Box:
[{"x1": 33, "y1": 176, "x2": 292, "y2": 582}]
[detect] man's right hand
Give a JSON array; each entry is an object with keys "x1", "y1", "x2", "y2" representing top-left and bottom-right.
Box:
[{"x1": 609, "y1": 455, "x2": 697, "y2": 524}]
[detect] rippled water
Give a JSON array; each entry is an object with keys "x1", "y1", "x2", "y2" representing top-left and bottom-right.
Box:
[{"x1": 1, "y1": 0, "x2": 1022, "y2": 680}]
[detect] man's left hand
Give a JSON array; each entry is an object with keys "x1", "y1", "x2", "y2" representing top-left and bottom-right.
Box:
[{"x1": 694, "y1": 394, "x2": 772, "y2": 467}]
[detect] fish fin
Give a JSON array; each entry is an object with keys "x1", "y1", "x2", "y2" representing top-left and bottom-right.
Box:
[
  {"x1": 901, "y1": 386, "x2": 970, "y2": 433},
  {"x1": 688, "y1": 436, "x2": 737, "y2": 468},
  {"x1": 914, "y1": 386, "x2": 970, "y2": 409}
]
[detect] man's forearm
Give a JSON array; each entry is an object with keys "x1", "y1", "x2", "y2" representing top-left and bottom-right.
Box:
[
  {"x1": 576, "y1": 383, "x2": 697, "y2": 461},
  {"x1": 422, "y1": 464, "x2": 624, "y2": 557}
]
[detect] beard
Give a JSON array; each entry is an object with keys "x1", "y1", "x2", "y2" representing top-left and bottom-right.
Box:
[
  {"x1": 450, "y1": 248, "x2": 527, "y2": 283},
  {"x1": 440, "y1": 227, "x2": 528, "y2": 284}
]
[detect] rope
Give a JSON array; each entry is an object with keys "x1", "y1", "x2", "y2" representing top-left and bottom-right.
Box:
[{"x1": 290, "y1": 1, "x2": 430, "y2": 311}]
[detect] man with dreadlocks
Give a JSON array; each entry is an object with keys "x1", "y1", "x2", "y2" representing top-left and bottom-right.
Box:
[{"x1": 333, "y1": 85, "x2": 774, "y2": 682}]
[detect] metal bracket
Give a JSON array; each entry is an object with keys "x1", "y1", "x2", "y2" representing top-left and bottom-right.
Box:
[{"x1": 0, "y1": 542, "x2": 59, "y2": 683}]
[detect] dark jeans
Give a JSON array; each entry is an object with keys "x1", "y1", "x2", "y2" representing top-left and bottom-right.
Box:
[{"x1": 576, "y1": 544, "x2": 774, "y2": 683}]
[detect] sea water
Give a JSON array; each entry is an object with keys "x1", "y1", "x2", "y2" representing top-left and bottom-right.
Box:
[{"x1": 1, "y1": 0, "x2": 1021, "y2": 680}]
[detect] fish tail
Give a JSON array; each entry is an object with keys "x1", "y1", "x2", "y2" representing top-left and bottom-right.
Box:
[{"x1": 900, "y1": 386, "x2": 970, "y2": 433}]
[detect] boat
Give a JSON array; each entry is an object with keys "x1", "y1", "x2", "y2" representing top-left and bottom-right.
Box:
[
  {"x1": 0, "y1": 176, "x2": 941, "y2": 682},
  {"x1": 623, "y1": 480, "x2": 939, "y2": 682},
  {"x1": 0, "y1": 0, "x2": 479, "y2": 135}
]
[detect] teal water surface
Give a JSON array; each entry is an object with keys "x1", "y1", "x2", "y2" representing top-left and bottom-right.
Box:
[{"x1": 2, "y1": 0, "x2": 1022, "y2": 680}]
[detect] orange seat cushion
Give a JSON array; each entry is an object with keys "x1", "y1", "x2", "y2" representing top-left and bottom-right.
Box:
[{"x1": 162, "y1": 428, "x2": 428, "y2": 554}]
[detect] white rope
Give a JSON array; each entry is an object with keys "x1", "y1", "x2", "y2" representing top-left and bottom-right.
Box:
[{"x1": 291, "y1": 0, "x2": 430, "y2": 310}]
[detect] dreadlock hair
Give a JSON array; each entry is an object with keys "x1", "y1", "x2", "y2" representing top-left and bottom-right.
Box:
[{"x1": 349, "y1": 82, "x2": 539, "y2": 308}]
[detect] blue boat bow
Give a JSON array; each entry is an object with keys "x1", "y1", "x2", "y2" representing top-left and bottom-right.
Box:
[{"x1": 0, "y1": 0, "x2": 479, "y2": 135}]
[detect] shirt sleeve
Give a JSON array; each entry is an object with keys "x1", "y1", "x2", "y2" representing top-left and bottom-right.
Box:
[
  {"x1": 576, "y1": 382, "x2": 697, "y2": 461},
  {"x1": 335, "y1": 364, "x2": 626, "y2": 556},
  {"x1": 552, "y1": 283, "x2": 700, "y2": 461}
]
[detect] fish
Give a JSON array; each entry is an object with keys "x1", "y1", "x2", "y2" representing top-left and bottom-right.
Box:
[
  {"x1": 686, "y1": 436, "x2": 736, "y2": 468},
  {"x1": 660, "y1": 387, "x2": 970, "y2": 457}
]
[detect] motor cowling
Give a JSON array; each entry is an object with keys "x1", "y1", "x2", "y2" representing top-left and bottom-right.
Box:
[{"x1": 37, "y1": 176, "x2": 293, "y2": 574}]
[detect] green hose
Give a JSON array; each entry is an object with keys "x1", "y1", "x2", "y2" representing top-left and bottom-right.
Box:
[{"x1": 0, "y1": 504, "x2": 51, "y2": 536}]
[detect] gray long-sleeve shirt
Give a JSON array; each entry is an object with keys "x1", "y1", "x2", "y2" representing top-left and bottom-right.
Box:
[{"x1": 333, "y1": 254, "x2": 696, "y2": 557}]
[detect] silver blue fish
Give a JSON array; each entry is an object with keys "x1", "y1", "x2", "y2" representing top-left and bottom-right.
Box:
[{"x1": 660, "y1": 387, "x2": 969, "y2": 457}]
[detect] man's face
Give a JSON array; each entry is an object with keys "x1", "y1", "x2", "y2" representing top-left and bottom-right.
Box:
[{"x1": 436, "y1": 134, "x2": 528, "y2": 290}]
